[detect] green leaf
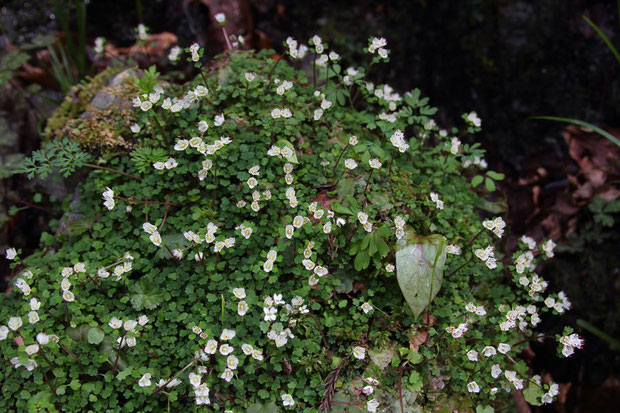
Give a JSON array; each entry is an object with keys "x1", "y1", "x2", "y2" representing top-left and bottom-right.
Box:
[
  {"x1": 354, "y1": 249, "x2": 370, "y2": 271},
  {"x1": 129, "y1": 279, "x2": 163, "y2": 310},
  {"x1": 246, "y1": 402, "x2": 278, "y2": 413},
  {"x1": 276, "y1": 139, "x2": 298, "y2": 163},
  {"x1": 395, "y1": 233, "x2": 447, "y2": 318},
  {"x1": 583, "y1": 16, "x2": 620, "y2": 65},
  {"x1": 476, "y1": 405, "x2": 494, "y2": 413},
  {"x1": 331, "y1": 201, "x2": 354, "y2": 215},
  {"x1": 484, "y1": 177, "x2": 496, "y2": 192},
  {"x1": 531, "y1": 116, "x2": 620, "y2": 147},
  {"x1": 486, "y1": 171, "x2": 504, "y2": 180},
  {"x1": 87, "y1": 328, "x2": 105, "y2": 345},
  {"x1": 116, "y1": 366, "x2": 134, "y2": 381},
  {"x1": 471, "y1": 175, "x2": 483, "y2": 187},
  {"x1": 523, "y1": 383, "x2": 543, "y2": 406}
]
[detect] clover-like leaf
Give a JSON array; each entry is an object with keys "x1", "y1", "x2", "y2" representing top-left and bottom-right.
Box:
[{"x1": 129, "y1": 279, "x2": 163, "y2": 311}]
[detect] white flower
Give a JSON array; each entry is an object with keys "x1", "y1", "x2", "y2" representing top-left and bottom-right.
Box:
[
  {"x1": 361, "y1": 302, "x2": 373, "y2": 314},
  {"x1": 491, "y1": 364, "x2": 502, "y2": 378},
  {"x1": 467, "y1": 381, "x2": 480, "y2": 393},
  {"x1": 385, "y1": 263, "x2": 395, "y2": 273},
  {"x1": 220, "y1": 368, "x2": 234, "y2": 382},
  {"x1": 220, "y1": 329, "x2": 236, "y2": 341},
  {"x1": 349, "y1": 135, "x2": 359, "y2": 145},
  {"x1": 466, "y1": 112, "x2": 481, "y2": 127},
  {"x1": 204, "y1": 340, "x2": 218, "y2": 354},
  {"x1": 233, "y1": 288, "x2": 246, "y2": 299},
  {"x1": 29, "y1": 298, "x2": 41, "y2": 311},
  {"x1": 482, "y1": 346, "x2": 496, "y2": 357},
  {"x1": 363, "y1": 385, "x2": 374, "y2": 395},
  {"x1": 62, "y1": 290, "x2": 75, "y2": 302},
  {"x1": 28, "y1": 311, "x2": 39, "y2": 324},
  {"x1": 124, "y1": 320, "x2": 137, "y2": 331},
  {"x1": 214, "y1": 114, "x2": 225, "y2": 126},
  {"x1": 138, "y1": 373, "x2": 152, "y2": 387},
  {"x1": 8, "y1": 317, "x2": 22, "y2": 331},
  {"x1": 497, "y1": 343, "x2": 511, "y2": 354},
  {"x1": 219, "y1": 343, "x2": 234, "y2": 356},
  {"x1": 174, "y1": 139, "x2": 189, "y2": 151},
  {"x1": 108, "y1": 317, "x2": 122, "y2": 329},
  {"x1": 368, "y1": 158, "x2": 382, "y2": 169},
  {"x1": 153, "y1": 162, "x2": 165, "y2": 170},
  {"x1": 227, "y1": 354, "x2": 239, "y2": 370},
  {"x1": 214, "y1": 13, "x2": 226, "y2": 24},
  {"x1": 466, "y1": 350, "x2": 478, "y2": 361},
  {"x1": 237, "y1": 301, "x2": 248, "y2": 316},
  {"x1": 36, "y1": 332, "x2": 49, "y2": 345},
  {"x1": 130, "y1": 123, "x2": 141, "y2": 133},
  {"x1": 271, "y1": 108, "x2": 282, "y2": 119},
  {"x1": 138, "y1": 315, "x2": 149, "y2": 326},
  {"x1": 25, "y1": 344, "x2": 39, "y2": 355},
  {"x1": 140, "y1": 101, "x2": 152, "y2": 112},
  {"x1": 352, "y1": 346, "x2": 366, "y2": 360},
  {"x1": 149, "y1": 232, "x2": 162, "y2": 247},
  {"x1": 245, "y1": 72, "x2": 256, "y2": 82},
  {"x1": 344, "y1": 159, "x2": 358, "y2": 169},
  {"x1": 281, "y1": 394, "x2": 295, "y2": 407},
  {"x1": 367, "y1": 399, "x2": 380, "y2": 412},
  {"x1": 242, "y1": 343, "x2": 254, "y2": 355}
]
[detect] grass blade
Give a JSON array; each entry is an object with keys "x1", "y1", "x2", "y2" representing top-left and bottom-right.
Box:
[
  {"x1": 583, "y1": 15, "x2": 620, "y2": 66},
  {"x1": 530, "y1": 116, "x2": 620, "y2": 147}
]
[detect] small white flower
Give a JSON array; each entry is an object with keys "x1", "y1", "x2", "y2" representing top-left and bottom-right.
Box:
[
  {"x1": 467, "y1": 381, "x2": 480, "y2": 393},
  {"x1": 368, "y1": 158, "x2": 382, "y2": 169},
  {"x1": 281, "y1": 394, "x2": 295, "y2": 407},
  {"x1": 5, "y1": 247, "x2": 17, "y2": 260},
  {"x1": 352, "y1": 346, "x2": 366, "y2": 360},
  {"x1": 214, "y1": 13, "x2": 226, "y2": 24},
  {"x1": 497, "y1": 343, "x2": 511, "y2": 354},
  {"x1": 367, "y1": 399, "x2": 380, "y2": 412},
  {"x1": 108, "y1": 317, "x2": 122, "y2": 329},
  {"x1": 138, "y1": 373, "x2": 152, "y2": 387}
]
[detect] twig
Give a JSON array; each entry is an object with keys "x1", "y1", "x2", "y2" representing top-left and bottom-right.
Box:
[
  {"x1": 159, "y1": 193, "x2": 171, "y2": 231},
  {"x1": 152, "y1": 360, "x2": 196, "y2": 395},
  {"x1": 84, "y1": 163, "x2": 142, "y2": 181},
  {"x1": 308, "y1": 313, "x2": 332, "y2": 362}
]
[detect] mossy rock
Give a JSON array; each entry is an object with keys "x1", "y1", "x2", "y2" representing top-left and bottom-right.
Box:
[{"x1": 43, "y1": 66, "x2": 139, "y2": 151}]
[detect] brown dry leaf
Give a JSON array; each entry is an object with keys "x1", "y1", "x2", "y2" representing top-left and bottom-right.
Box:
[
  {"x1": 14, "y1": 336, "x2": 24, "y2": 346},
  {"x1": 121, "y1": 32, "x2": 178, "y2": 56}
]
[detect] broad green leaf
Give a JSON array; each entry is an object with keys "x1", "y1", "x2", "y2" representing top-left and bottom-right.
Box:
[
  {"x1": 471, "y1": 175, "x2": 483, "y2": 187},
  {"x1": 484, "y1": 177, "x2": 496, "y2": 192},
  {"x1": 331, "y1": 392, "x2": 364, "y2": 412},
  {"x1": 246, "y1": 402, "x2": 278, "y2": 413},
  {"x1": 522, "y1": 383, "x2": 543, "y2": 406},
  {"x1": 354, "y1": 249, "x2": 370, "y2": 271},
  {"x1": 476, "y1": 405, "x2": 494, "y2": 413},
  {"x1": 276, "y1": 139, "x2": 298, "y2": 163},
  {"x1": 87, "y1": 328, "x2": 105, "y2": 345},
  {"x1": 396, "y1": 233, "x2": 447, "y2": 318},
  {"x1": 368, "y1": 345, "x2": 397, "y2": 370},
  {"x1": 129, "y1": 279, "x2": 163, "y2": 310},
  {"x1": 486, "y1": 171, "x2": 505, "y2": 180},
  {"x1": 331, "y1": 201, "x2": 354, "y2": 215}
]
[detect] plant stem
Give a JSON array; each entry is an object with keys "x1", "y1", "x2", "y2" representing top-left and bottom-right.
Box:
[
  {"x1": 84, "y1": 163, "x2": 142, "y2": 181},
  {"x1": 152, "y1": 360, "x2": 196, "y2": 395},
  {"x1": 331, "y1": 143, "x2": 350, "y2": 175},
  {"x1": 222, "y1": 27, "x2": 233, "y2": 50},
  {"x1": 364, "y1": 169, "x2": 375, "y2": 194}
]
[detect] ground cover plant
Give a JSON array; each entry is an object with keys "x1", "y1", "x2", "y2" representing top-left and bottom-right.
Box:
[{"x1": 1, "y1": 28, "x2": 582, "y2": 412}]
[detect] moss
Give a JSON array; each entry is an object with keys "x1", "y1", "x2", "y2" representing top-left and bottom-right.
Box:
[{"x1": 44, "y1": 66, "x2": 141, "y2": 152}]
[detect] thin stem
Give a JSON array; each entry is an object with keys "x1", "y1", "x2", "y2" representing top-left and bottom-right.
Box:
[
  {"x1": 60, "y1": 343, "x2": 82, "y2": 363},
  {"x1": 159, "y1": 193, "x2": 171, "y2": 231},
  {"x1": 364, "y1": 169, "x2": 375, "y2": 194},
  {"x1": 152, "y1": 360, "x2": 196, "y2": 395},
  {"x1": 331, "y1": 143, "x2": 350, "y2": 175},
  {"x1": 221, "y1": 27, "x2": 232, "y2": 50},
  {"x1": 267, "y1": 56, "x2": 282, "y2": 80},
  {"x1": 112, "y1": 335, "x2": 125, "y2": 372},
  {"x1": 84, "y1": 163, "x2": 142, "y2": 181},
  {"x1": 308, "y1": 313, "x2": 332, "y2": 362}
]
